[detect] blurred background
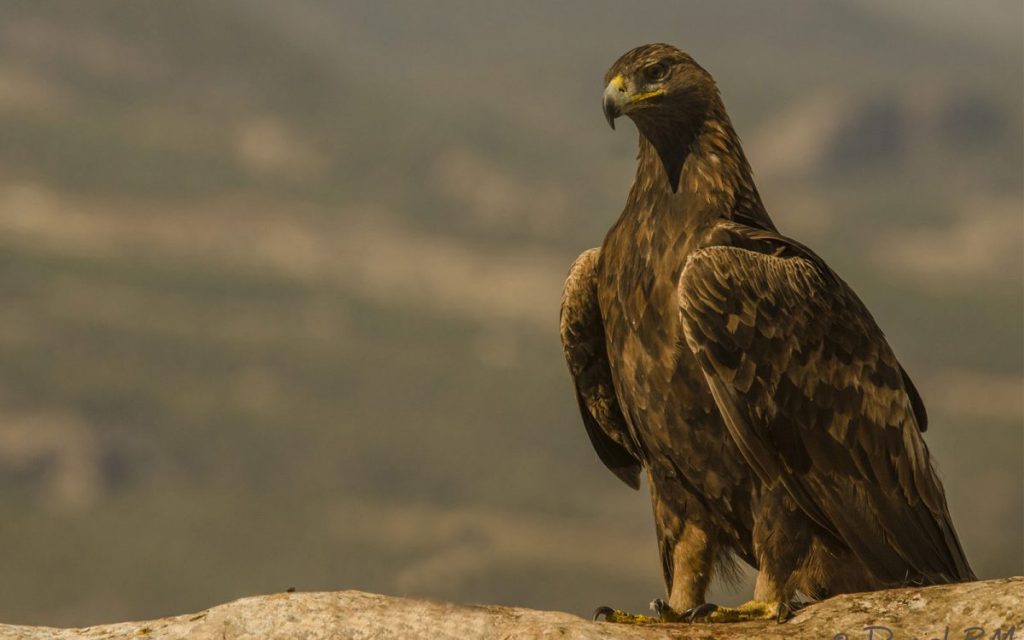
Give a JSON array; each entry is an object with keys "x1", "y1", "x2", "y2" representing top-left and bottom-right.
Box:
[{"x1": 0, "y1": 0, "x2": 1020, "y2": 627}]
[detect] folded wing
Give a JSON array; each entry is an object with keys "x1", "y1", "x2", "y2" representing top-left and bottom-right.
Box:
[
  {"x1": 677, "y1": 224, "x2": 973, "y2": 585},
  {"x1": 561, "y1": 248, "x2": 642, "y2": 489}
]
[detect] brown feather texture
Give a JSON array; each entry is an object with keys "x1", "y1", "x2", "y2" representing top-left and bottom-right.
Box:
[{"x1": 561, "y1": 43, "x2": 973, "y2": 610}]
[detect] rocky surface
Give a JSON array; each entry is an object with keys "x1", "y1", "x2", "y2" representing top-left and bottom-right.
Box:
[{"x1": 2, "y1": 577, "x2": 1019, "y2": 640}]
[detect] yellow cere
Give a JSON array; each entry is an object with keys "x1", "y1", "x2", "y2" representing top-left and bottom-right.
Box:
[{"x1": 631, "y1": 89, "x2": 665, "y2": 104}]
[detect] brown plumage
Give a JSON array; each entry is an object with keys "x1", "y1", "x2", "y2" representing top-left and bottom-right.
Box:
[{"x1": 560, "y1": 43, "x2": 973, "y2": 615}]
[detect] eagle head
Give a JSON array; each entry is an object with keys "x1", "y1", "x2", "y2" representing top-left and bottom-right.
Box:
[
  {"x1": 603, "y1": 44, "x2": 725, "y2": 192},
  {"x1": 602, "y1": 43, "x2": 718, "y2": 132}
]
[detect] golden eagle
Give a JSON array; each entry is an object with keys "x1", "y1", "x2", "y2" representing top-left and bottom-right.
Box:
[{"x1": 560, "y1": 43, "x2": 974, "y2": 623}]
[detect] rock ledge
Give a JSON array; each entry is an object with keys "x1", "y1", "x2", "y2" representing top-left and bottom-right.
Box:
[{"x1": 3, "y1": 577, "x2": 1020, "y2": 639}]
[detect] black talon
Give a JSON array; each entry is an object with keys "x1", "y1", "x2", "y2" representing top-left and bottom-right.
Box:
[
  {"x1": 786, "y1": 600, "x2": 808, "y2": 616},
  {"x1": 650, "y1": 598, "x2": 679, "y2": 622},
  {"x1": 593, "y1": 606, "x2": 615, "y2": 622},
  {"x1": 775, "y1": 602, "x2": 793, "y2": 623},
  {"x1": 681, "y1": 602, "x2": 719, "y2": 622}
]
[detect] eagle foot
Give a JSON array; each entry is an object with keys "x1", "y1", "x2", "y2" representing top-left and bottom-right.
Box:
[
  {"x1": 592, "y1": 606, "x2": 660, "y2": 624},
  {"x1": 698, "y1": 600, "x2": 790, "y2": 623},
  {"x1": 661, "y1": 601, "x2": 720, "y2": 622},
  {"x1": 594, "y1": 599, "x2": 719, "y2": 624}
]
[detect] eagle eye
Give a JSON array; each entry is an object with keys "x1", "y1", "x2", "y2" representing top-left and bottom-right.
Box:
[{"x1": 643, "y1": 62, "x2": 669, "y2": 82}]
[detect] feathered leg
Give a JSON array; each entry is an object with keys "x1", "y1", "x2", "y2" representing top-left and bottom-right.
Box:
[
  {"x1": 595, "y1": 476, "x2": 719, "y2": 624},
  {"x1": 686, "y1": 485, "x2": 806, "y2": 623}
]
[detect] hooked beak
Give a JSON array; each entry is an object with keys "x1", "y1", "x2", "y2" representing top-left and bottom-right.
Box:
[
  {"x1": 603, "y1": 74, "x2": 666, "y2": 130},
  {"x1": 602, "y1": 75, "x2": 629, "y2": 130}
]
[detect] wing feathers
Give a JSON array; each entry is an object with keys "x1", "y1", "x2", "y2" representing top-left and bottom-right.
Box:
[
  {"x1": 678, "y1": 231, "x2": 974, "y2": 585},
  {"x1": 561, "y1": 248, "x2": 642, "y2": 489}
]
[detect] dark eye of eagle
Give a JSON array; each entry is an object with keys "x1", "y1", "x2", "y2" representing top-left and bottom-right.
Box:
[{"x1": 643, "y1": 61, "x2": 670, "y2": 83}]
